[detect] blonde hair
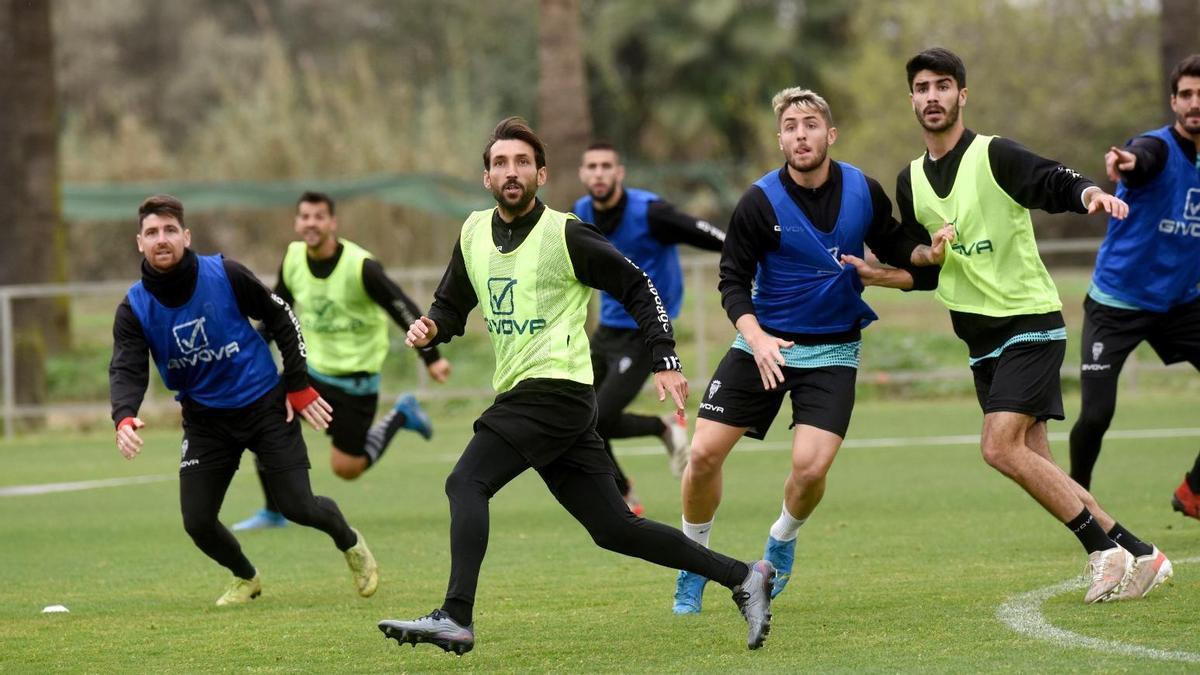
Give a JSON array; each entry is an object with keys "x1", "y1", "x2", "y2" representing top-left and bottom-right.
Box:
[{"x1": 771, "y1": 87, "x2": 833, "y2": 127}]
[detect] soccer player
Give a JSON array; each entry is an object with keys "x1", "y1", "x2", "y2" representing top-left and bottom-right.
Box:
[
  {"x1": 672, "y1": 87, "x2": 938, "y2": 614},
  {"x1": 895, "y1": 48, "x2": 1171, "y2": 602},
  {"x1": 231, "y1": 191, "x2": 452, "y2": 531},
  {"x1": 109, "y1": 195, "x2": 378, "y2": 605},
  {"x1": 1067, "y1": 54, "x2": 1200, "y2": 522},
  {"x1": 574, "y1": 142, "x2": 727, "y2": 512},
  {"x1": 377, "y1": 118, "x2": 775, "y2": 655}
]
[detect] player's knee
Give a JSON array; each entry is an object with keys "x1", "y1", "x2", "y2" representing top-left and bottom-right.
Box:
[
  {"x1": 444, "y1": 468, "x2": 484, "y2": 501},
  {"x1": 686, "y1": 442, "x2": 726, "y2": 478},
  {"x1": 332, "y1": 463, "x2": 364, "y2": 480},
  {"x1": 980, "y1": 438, "x2": 1016, "y2": 473},
  {"x1": 788, "y1": 461, "x2": 829, "y2": 488},
  {"x1": 587, "y1": 518, "x2": 634, "y2": 553},
  {"x1": 1075, "y1": 400, "x2": 1116, "y2": 430},
  {"x1": 181, "y1": 510, "x2": 219, "y2": 540}
]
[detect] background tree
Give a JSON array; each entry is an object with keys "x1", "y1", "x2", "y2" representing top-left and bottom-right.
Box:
[
  {"x1": 1160, "y1": 0, "x2": 1199, "y2": 118},
  {"x1": 0, "y1": 0, "x2": 69, "y2": 427},
  {"x1": 538, "y1": 0, "x2": 593, "y2": 207}
]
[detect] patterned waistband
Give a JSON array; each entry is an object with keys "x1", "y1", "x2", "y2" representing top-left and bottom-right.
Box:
[
  {"x1": 967, "y1": 328, "x2": 1067, "y2": 366},
  {"x1": 307, "y1": 367, "x2": 381, "y2": 396},
  {"x1": 732, "y1": 333, "x2": 861, "y2": 369}
]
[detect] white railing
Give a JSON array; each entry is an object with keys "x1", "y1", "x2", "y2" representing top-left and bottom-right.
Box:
[{"x1": 0, "y1": 238, "x2": 1175, "y2": 438}]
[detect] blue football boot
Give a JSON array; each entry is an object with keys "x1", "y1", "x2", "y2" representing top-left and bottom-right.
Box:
[
  {"x1": 763, "y1": 535, "x2": 795, "y2": 598},
  {"x1": 393, "y1": 393, "x2": 433, "y2": 440},
  {"x1": 672, "y1": 570, "x2": 709, "y2": 614}
]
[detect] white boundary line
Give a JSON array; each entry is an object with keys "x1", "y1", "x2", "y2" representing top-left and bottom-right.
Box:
[
  {"x1": 996, "y1": 556, "x2": 1200, "y2": 663},
  {"x1": 609, "y1": 426, "x2": 1200, "y2": 458},
  {"x1": 0, "y1": 473, "x2": 175, "y2": 497},
  {"x1": 5, "y1": 427, "x2": 1200, "y2": 495}
]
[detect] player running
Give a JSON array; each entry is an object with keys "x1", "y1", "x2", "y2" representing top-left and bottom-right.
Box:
[
  {"x1": 1066, "y1": 54, "x2": 1200, "y2": 522},
  {"x1": 574, "y1": 142, "x2": 727, "y2": 513},
  {"x1": 672, "y1": 87, "x2": 938, "y2": 613},
  {"x1": 109, "y1": 195, "x2": 378, "y2": 606},
  {"x1": 232, "y1": 191, "x2": 451, "y2": 531},
  {"x1": 377, "y1": 118, "x2": 775, "y2": 655},
  {"x1": 895, "y1": 48, "x2": 1171, "y2": 602}
]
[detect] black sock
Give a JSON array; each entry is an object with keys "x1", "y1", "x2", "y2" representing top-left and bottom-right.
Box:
[
  {"x1": 441, "y1": 599, "x2": 472, "y2": 627},
  {"x1": 1066, "y1": 508, "x2": 1115, "y2": 554},
  {"x1": 1187, "y1": 453, "x2": 1200, "y2": 492},
  {"x1": 363, "y1": 409, "x2": 409, "y2": 467},
  {"x1": 1106, "y1": 522, "x2": 1152, "y2": 557}
]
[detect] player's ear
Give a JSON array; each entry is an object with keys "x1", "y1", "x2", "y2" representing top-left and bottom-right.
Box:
[{"x1": 536, "y1": 166, "x2": 547, "y2": 187}]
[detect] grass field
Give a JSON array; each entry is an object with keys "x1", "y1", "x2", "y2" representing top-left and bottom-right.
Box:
[{"x1": 1, "y1": 389, "x2": 1197, "y2": 673}]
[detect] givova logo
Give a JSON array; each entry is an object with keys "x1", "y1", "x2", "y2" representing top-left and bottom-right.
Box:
[
  {"x1": 1157, "y1": 189, "x2": 1200, "y2": 237},
  {"x1": 488, "y1": 278, "x2": 518, "y2": 315},
  {"x1": 173, "y1": 318, "x2": 209, "y2": 354},
  {"x1": 168, "y1": 316, "x2": 241, "y2": 369},
  {"x1": 484, "y1": 277, "x2": 546, "y2": 336}
]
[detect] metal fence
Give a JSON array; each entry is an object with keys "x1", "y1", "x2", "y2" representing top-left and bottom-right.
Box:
[{"x1": 0, "y1": 238, "x2": 1179, "y2": 438}]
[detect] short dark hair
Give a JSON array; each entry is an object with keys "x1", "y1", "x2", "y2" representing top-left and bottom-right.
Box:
[
  {"x1": 585, "y1": 141, "x2": 618, "y2": 154},
  {"x1": 1170, "y1": 54, "x2": 1200, "y2": 95},
  {"x1": 482, "y1": 116, "x2": 547, "y2": 169},
  {"x1": 138, "y1": 194, "x2": 184, "y2": 231},
  {"x1": 297, "y1": 190, "x2": 335, "y2": 216},
  {"x1": 906, "y1": 47, "x2": 966, "y2": 92}
]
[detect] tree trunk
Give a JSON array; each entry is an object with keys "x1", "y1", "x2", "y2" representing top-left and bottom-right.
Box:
[
  {"x1": 0, "y1": 0, "x2": 68, "y2": 429},
  {"x1": 1160, "y1": 0, "x2": 1199, "y2": 119},
  {"x1": 537, "y1": 0, "x2": 593, "y2": 209}
]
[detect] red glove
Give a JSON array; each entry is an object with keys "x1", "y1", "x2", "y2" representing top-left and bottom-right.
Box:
[
  {"x1": 116, "y1": 416, "x2": 138, "y2": 431},
  {"x1": 286, "y1": 386, "x2": 320, "y2": 412}
]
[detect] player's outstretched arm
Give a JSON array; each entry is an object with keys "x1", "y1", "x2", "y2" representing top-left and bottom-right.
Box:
[
  {"x1": 1083, "y1": 186, "x2": 1129, "y2": 220},
  {"x1": 406, "y1": 316, "x2": 438, "y2": 348},
  {"x1": 425, "y1": 357, "x2": 452, "y2": 383},
  {"x1": 653, "y1": 368, "x2": 689, "y2": 420},
  {"x1": 910, "y1": 224, "x2": 954, "y2": 266},
  {"x1": 840, "y1": 254, "x2": 914, "y2": 289},
  {"x1": 285, "y1": 387, "x2": 332, "y2": 431},
  {"x1": 115, "y1": 417, "x2": 145, "y2": 460}
]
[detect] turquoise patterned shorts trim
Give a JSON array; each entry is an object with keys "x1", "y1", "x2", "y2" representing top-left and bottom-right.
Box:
[
  {"x1": 732, "y1": 333, "x2": 861, "y2": 369},
  {"x1": 307, "y1": 367, "x2": 381, "y2": 396},
  {"x1": 967, "y1": 328, "x2": 1067, "y2": 366}
]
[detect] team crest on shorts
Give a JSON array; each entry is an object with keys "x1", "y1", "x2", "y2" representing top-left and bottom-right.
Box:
[
  {"x1": 618, "y1": 356, "x2": 633, "y2": 374},
  {"x1": 181, "y1": 439, "x2": 189, "y2": 459},
  {"x1": 708, "y1": 380, "x2": 721, "y2": 400},
  {"x1": 1091, "y1": 341, "x2": 1104, "y2": 362}
]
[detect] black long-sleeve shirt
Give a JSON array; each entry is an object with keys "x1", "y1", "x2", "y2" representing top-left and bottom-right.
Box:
[
  {"x1": 589, "y1": 191, "x2": 726, "y2": 251},
  {"x1": 894, "y1": 129, "x2": 1098, "y2": 356},
  {"x1": 719, "y1": 162, "x2": 938, "y2": 344},
  {"x1": 271, "y1": 243, "x2": 441, "y2": 366},
  {"x1": 427, "y1": 200, "x2": 680, "y2": 370},
  {"x1": 109, "y1": 249, "x2": 309, "y2": 424},
  {"x1": 1114, "y1": 126, "x2": 1198, "y2": 188}
]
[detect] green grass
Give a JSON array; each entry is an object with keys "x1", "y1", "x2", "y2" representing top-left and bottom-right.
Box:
[{"x1": 1, "y1": 391, "x2": 1197, "y2": 672}]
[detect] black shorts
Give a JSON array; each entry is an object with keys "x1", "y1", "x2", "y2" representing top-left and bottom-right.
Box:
[
  {"x1": 696, "y1": 348, "x2": 857, "y2": 439},
  {"x1": 970, "y1": 339, "x2": 1065, "y2": 421},
  {"x1": 311, "y1": 377, "x2": 379, "y2": 456},
  {"x1": 179, "y1": 383, "x2": 311, "y2": 476},
  {"x1": 1079, "y1": 296, "x2": 1200, "y2": 379}
]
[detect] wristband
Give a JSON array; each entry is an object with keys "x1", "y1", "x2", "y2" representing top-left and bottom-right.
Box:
[
  {"x1": 116, "y1": 416, "x2": 137, "y2": 431},
  {"x1": 286, "y1": 386, "x2": 320, "y2": 411}
]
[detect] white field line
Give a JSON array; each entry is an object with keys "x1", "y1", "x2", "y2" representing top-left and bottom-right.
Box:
[
  {"x1": 608, "y1": 426, "x2": 1200, "y2": 458},
  {"x1": 0, "y1": 473, "x2": 175, "y2": 497},
  {"x1": 5, "y1": 427, "x2": 1200, "y2": 495},
  {"x1": 996, "y1": 556, "x2": 1200, "y2": 664}
]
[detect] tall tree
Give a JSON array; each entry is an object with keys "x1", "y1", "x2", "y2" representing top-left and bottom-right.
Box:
[
  {"x1": 1160, "y1": 0, "x2": 1199, "y2": 118},
  {"x1": 537, "y1": 0, "x2": 593, "y2": 208},
  {"x1": 0, "y1": 0, "x2": 68, "y2": 427}
]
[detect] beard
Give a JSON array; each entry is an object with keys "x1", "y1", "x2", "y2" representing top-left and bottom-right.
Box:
[
  {"x1": 491, "y1": 179, "x2": 537, "y2": 216},
  {"x1": 1177, "y1": 109, "x2": 1200, "y2": 135},
  {"x1": 786, "y1": 144, "x2": 828, "y2": 174},
  {"x1": 916, "y1": 100, "x2": 961, "y2": 133},
  {"x1": 589, "y1": 184, "x2": 616, "y2": 202}
]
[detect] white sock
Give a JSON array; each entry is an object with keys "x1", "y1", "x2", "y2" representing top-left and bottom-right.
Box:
[
  {"x1": 682, "y1": 518, "x2": 714, "y2": 548},
  {"x1": 769, "y1": 503, "x2": 807, "y2": 542}
]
